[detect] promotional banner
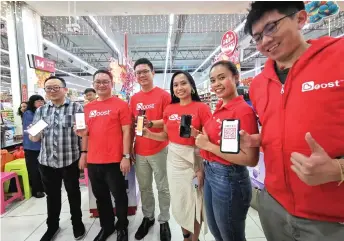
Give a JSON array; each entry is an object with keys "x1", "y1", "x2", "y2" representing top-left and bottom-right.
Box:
[
  {"x1": 305, "y1": 1, "x2": 340, "y2": 24},
  {"x1": 220, "y1": 30, "x2": 238, "y2": 56},
  {"x1": 27, "y1": 54, "x2": 55, "y2": 88}
]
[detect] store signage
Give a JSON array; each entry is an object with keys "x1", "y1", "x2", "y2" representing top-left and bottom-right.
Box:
[
  {"x1": 220, "y1": 30, "x2": 238, "y2": 56},
  {"x1": 27, "y1": 54, "x2": 56, "y2": 73},
  {"x1": 21, "y1": 84, "x2": 28, "y2": 102}
]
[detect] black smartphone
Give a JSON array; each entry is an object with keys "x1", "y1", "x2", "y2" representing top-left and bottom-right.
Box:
[
  {"x1": 220, "y1": 119, "x2": 240, "y2": 154},
  {"x1": 179, "y1": 115, "x2": 192, "y2": 138}
]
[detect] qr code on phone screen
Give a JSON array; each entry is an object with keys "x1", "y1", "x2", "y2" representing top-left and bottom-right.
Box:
[{"x1": 223, "y1": 128, "x2": 236, "y2": 139}]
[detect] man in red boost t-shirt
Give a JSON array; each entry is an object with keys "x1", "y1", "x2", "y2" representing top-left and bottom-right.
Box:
[
  {"x1": 130, "y1": 58, "x2": 171, "y2": 241},
  {"x1": 76, "y1": 69, "x2": 132, "y2": 241},
  {"x1": 242, "y1": 2, "x2": 344, "y2": 241}
]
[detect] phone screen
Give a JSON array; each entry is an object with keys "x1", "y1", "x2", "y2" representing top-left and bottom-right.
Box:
[
  {"x1": 75, "y1": 113, "x2": 86, "y2": 130},
  {"x1": 180, "y1": 115, "x2": 192, "y2": 138},
  {"x1": 220, "y1": 119, "x2": 240, "y2": 154},
  {"x1": 136, "y1": 116, "x2": 144, "y2": 136},
  {"x1": 27, "y1": 119, "x2": 48, "y2": 136}
]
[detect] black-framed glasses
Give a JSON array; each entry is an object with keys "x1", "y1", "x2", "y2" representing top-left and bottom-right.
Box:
[
  {"x1": 44, "y1": 86, "x2": 63, "y2": 92},
  {"x1": 135, "y1": 69, "x2": 151, "y2": 76},
  {"x1": 250, "y1": 12, "x2": 297, "y2": 45}
]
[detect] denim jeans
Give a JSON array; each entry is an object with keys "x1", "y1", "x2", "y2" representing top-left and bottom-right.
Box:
[{"x1": 204, "y1": 160, "x2": 252, "y2": 241}]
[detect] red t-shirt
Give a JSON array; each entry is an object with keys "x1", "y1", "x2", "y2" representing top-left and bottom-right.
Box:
[
  {"x1": 163, "y1": 102, "x2": 211, "y2": 146},
  {"x1": 200, "y1": 96, "x2": 259, "y2": 165},
  {"x1": 129, "y1": 87, "x2": 171, "y2": 156},
  {"x1": 85, "y1": 97, "x2": 132, "y2": 164}
]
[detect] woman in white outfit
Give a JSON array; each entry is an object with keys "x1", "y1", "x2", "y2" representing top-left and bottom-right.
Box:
[{"x1": 143, "y1": 71, "x2": 211, "y2": 241}]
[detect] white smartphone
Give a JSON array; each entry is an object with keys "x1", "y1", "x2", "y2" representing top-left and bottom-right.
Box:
[
  {"x1": 192, "y1": 177, "x2": 199, "y2": 189},
  {"x1": 220, "y1": 119, "x2": 240, "y2": 154},
  {"x1": 75, "y1": 112, "x2": 86, "y2": 130},
  {"x1": 27, "y1": 119, "x2": 48, "y2": 136},
  {"x1": 136, "y1": 116, "x2": 144, "y2": 136}
]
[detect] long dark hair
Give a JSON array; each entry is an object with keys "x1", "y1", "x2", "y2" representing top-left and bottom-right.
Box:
[
  {"x1": 26, "y1": 95, "x2": 45, "y2": 113},
  {"x1": 17, "y1": 101, "x2": 27, "y2": 118},
  {"x1": 170, "y1": 71, "x2": 201, "y2": 104}
]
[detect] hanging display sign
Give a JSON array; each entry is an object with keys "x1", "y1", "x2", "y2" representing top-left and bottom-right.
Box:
[
  {"x1": 304, "y1": 1, "x2": 340, "y2": 25},
  {"x1": 21, "y1": 84, "x2": 28, "y2": 102},
  {"x1": 220, "y1": 30, "x2": 238, "y2": 56},
  {"x1": 27, "y1": 54, "x2": 56, "y2": 73}
]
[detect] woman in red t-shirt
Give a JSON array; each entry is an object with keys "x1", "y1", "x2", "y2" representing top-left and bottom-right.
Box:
[
  {"x1": 195, "y1": 61, "x2": 259, "y2": 241},
  {"x1": 143, "y1": 71, "x2": 211, "y2": 241}
]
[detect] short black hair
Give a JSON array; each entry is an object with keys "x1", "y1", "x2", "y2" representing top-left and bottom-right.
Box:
[
  {"x1": 170, "y1": 71, "x2": 201, "y2": 104},
  {"x1": 244, "y1": 1, "x2": 305, "y2": 36},
  {"x1": 134, "y1": 58, "x2": 154, "y2": 71},
  {"x1": 44, "y1": 76, "x2": 67, "y2": 87},
  {"x1": 84, "y1": 88, "x2": 96, "y2": 95},
  {"x1": 27, "y1": 95, "x2": 45, "y2": 113},
  {"x1": 210, "y1": 61, "x2": 240, "y2": 87},
  {"x1": 93, "y1": 69, "x2": 113, "y2": 81}
]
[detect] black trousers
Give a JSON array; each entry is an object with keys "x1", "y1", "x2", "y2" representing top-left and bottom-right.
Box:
[
  {"x1": 88, "y1": 163, "x2": 129, "y2": 231},
  {"x1": 24, "y1": 150, "x2": 44, "y2": 195},
  {"x1": 39, "y1": 161, "x2": 82, "y2": 228}
]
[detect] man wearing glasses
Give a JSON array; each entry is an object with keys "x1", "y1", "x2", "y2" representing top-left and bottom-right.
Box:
[
  {"x1": 29, "y1": 76, "x2": 85, "y2": 241},
  {"x1": 130, "y1": 58, "x2": 171, "y2": 241},
  {"x1": 76, "y1": 69, "x2": 132, "y2": 241},
  {"x1": 242, "y1": 2, "x2": 344, "y2": 241}
]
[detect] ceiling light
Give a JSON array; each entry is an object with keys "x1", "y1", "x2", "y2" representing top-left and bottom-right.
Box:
[
  {"x1": 0, "y1": 75, "x2": 10, "y2": 79},
  {"x1": 163, "y1": 14, "x2": 174, "y2": 89},
  {"x1": 0, "y1": 49, "x2": 9, "y2": 55},
  {"x1": 241, "y1": 65, "x2": 264, "y2": 75},
  {"x1": 192, "y1": 20, "x2": 247, "y2": 76},
  {"x1": 336, "y1": 33, "x2": 344, "y2": 38},
  {"x1": 0, "y1": 65, "x2": 10, "y2": 70},
  {"x1": 243, "y1": 51, "x2": 259, "y2": 62},
  {"x1": 43, "y1": 39, "x2": 97, "y2": 74},
  {"x1": 89, "y1": 16, "x2": 121, "y2": 57},
  {"x1": 55, "y1": 68, "x2": 91, "y2": 83}
]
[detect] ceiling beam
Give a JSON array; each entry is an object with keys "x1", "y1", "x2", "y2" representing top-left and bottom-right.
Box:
[{"x1": 171, "y1": 15, "x2": 188, "y2": 67}]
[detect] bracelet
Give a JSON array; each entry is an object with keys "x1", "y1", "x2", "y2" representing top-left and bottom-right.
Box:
[{"x1": 336, "y1": 159, "x2": 344, "y2": 186}]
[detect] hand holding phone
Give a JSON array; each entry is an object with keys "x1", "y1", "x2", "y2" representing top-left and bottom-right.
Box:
[
  {"x1": 180, "y1": 115, "x2": 192, "y2": 138},
  {"x1": 220, "y1": 119, "x2": 240, "y2": 154},
  {"x1": 27, "y1": 119, "x2": 48, "y2": 137},
  {"x1": 192, "y1": 176, "x2": 199, "y2": 189},
  {"x1": 136, "y1": 116, "x2": 145, "y2": 136},
  {"x1": 75, "y1": 112, "x2": 86, "y2": 130}
]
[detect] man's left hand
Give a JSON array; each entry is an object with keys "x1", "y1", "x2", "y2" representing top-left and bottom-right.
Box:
[
  {"x1": 290, "y1": 132, "x2": 339, "y2": 186},
  {"x1": 120, "y1": 158, "x2": 131, "y2": 176}
]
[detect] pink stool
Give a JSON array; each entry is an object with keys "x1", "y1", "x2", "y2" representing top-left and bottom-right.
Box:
[
  {"x1": 1, "y1": 172, "x2": 24, "y2": 214},
  {"x1": 79, "y1": 168, "x2": 88, "y2": 186}
]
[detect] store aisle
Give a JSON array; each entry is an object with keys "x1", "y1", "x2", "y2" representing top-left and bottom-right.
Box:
[{"x1": 1, "y1": 183, "x2": 266, "y2": 241}]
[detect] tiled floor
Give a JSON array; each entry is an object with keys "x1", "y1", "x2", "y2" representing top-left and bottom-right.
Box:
[{"x1": 1, "y1": 183, "x2": 266, "y2": 241}]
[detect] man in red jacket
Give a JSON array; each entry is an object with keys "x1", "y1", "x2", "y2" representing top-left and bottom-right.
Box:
[{"x1": 242, "y1": 2, "x2": 344, "y2": 241}]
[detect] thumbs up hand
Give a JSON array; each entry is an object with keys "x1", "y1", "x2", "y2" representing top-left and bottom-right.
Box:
[{"x1": 290, "y1": 132, "x2": 340, "y2": 186}]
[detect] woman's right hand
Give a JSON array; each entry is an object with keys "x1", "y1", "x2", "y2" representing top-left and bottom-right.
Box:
[{"x1": 239, "y1": 130, "x2": 259, "y2": 148}]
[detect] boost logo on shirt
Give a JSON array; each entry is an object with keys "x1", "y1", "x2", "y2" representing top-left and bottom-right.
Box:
[
  {"x1": 302, "y1": 80, "x2": 342, "y2": 92},
  {"x1": 136, "y1": 103, "x2": 155, "y2": 110},
  {"x1": 89, "y1": 110, "x2": 111, "y2": 118},
  {"x1": 169, "y1": 114, "x2": 195, "y2": 121}
]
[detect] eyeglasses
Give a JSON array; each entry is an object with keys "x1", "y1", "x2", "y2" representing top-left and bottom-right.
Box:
[
  {"x1": 250, "y1": 12, "x2": 297, "y2": 45},
  {"x1": 44, "y1": 86, "x2": 63, "y2": 92},
  {"x1": 93, "y1": 80, "x2": 111, "y2": 86},
  {"x1": 135, "y1": 69, "x2": 151, "y2": 76}
]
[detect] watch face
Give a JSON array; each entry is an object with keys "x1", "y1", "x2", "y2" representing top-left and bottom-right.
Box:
[{"x1": 123, "y1": 154, "x2": 130, "y2": 159}]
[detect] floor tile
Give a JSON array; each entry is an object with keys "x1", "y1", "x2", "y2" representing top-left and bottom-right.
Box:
[
  {"x1": 25, "y1": 211, "x2": 95, "y2": 241},
  {"x1": 1, "y1": 215, "x2": 46, "y2": 241}
]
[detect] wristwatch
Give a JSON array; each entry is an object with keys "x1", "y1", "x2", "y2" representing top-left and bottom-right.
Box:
[
  {"x1": 80, "y1": 150, "x2": 88, "y2": 154},
  {"x1": 123, "y1": 154, "x2": 130, "y2": 159},
  {"x1": 147, "y1": 121, "x2": 153, "y2": 128}
]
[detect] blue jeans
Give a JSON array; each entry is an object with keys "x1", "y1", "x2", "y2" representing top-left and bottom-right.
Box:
[{"x1": 204, "y1": 160, "x2": 252, "y2": 241}]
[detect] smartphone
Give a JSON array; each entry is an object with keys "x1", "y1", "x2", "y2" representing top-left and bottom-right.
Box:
[
  {"x1": 192, "y1": 177, "x2": 199, "y2": 189},
  {"x1": 180, "y1": 115, "x2": 192, "y2": 138},
  {"x1": 220, "y1": 119, "x2": 240, "y2": 154},
  {"x1": 27, "y1": 119, "x2": 48, "y2": 136},
  {"x1": 136, "y1": 116, "x2": 144, "y2": 136},
  {"x1": 75, "y1": 112, "x2": 86, "y2": 130}
]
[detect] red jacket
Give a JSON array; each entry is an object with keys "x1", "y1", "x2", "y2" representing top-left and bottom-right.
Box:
[{"x1": 249, "y1": 36, "x2": 344, "y2": 222}]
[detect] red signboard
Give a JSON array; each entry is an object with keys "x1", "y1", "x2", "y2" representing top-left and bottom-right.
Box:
[
  {"x1": 21, "y1": 84, "x2": 28, "y2": 102},
  {"x1": 220, "y1": 30, "x2": 238, "y2": 56},
  {"x1": 33, "y1": 55, "x2": 55, "y2": 73}
]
